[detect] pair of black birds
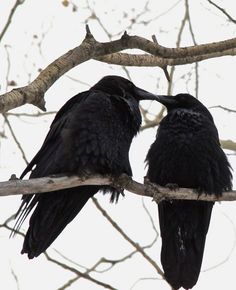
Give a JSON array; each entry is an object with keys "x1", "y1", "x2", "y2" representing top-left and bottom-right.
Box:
[{"x1": 13, "y1": 75, "x2": 232, "y2": 289}]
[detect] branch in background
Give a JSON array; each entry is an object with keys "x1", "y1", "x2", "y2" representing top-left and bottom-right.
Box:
[
  {"x1": 92, "y1": 197, "x2": 164, "y2": 278},
  {"x1": 1, "y1": 173, "x2": 236, "y2": 202},
  {"x1": 0, "y1": 0, "x2": 25, "y2": 42},
  {"x1": 44, "y1": 252, "x2": 118, "y2": 290},
  {"x1": 220, "y1": 140, "x2": 236, "y2": 152},
  {"x1": 0, "y1": 221, "x2": 118, "y2": 290},
  {"x1": 207, "y1": 0, "x2": 236, "y2": 24},
  {"x1": 6, "y1": 111, "x2": 57, "y2": 118},
  {"x1": 3, "y1": 114, "x2": 29, "y2": 164},
  {"x1": 186, "y1": 0, "x2": 199, "y2": 98},
  {"x1": 209, "y1": 105, "x2": 236, "y2": 113},
  {"x1": 2, "y1": 25, "x2": 236, "y2": 112}
]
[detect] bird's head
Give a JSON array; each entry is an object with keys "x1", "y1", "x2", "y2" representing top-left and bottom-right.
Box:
[
  {"x1": 92, "y1": 75, "x2": 158, "y2": 102},
  {"x1": 156, "y1": 93, "x2": 213, "y2": 120}
]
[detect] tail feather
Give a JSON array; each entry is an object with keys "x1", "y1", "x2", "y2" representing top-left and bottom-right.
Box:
[
  {"x1": 21, "y1": 186, "x2": 99, "y2": 259},
  {"x1": 159, "y1": 200, "x2": 214, "y2": 289}
]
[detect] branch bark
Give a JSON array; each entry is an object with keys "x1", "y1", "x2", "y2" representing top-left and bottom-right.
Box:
[
  {"x1": 1, "y1": 25, "x2": 236, "y2": 112},
  {"x1": 2, "y1": 173, "x2": 236, "y2": 202}
]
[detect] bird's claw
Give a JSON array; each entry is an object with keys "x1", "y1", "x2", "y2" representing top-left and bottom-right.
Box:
[{"x1": 165, "y1": 183, "x2": 179, "y2": 191}]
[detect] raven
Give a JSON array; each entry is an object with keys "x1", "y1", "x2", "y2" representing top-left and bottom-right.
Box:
[
  {"x1": 146, "y1": 94, "x2": 232, "y2": 289},
  {"x1": 13, "y1": 75, "x2": 158, "y2": 259}
]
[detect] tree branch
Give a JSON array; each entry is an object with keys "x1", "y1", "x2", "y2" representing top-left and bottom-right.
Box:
[
  {"x1": 207, "y1": 0, "x2": 236, "y2": 24},
  {"x1": 92, "y1": 197, "x2": 164, "y2": 278},
  {"x1": 44, "y1": 252, "x2": 118, "y2": 290},
  {"x1": 220, "y1": 140, "x2": 236, "y2": 152},
  {"x1": 2, "y1": 25, "x2": 236, "y2": 112},
  {"x1": 1, "y1": 173, "x2": 236, "y2": 202}
]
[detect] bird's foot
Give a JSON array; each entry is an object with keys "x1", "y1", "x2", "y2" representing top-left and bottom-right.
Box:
[
  {"x1": 9, "y1": 174, "x2": 19, "y2": 181},
  {"x1": 165, "y1": 183, "x2": 179, "y2": 191},
  {"x1": 144, "y1": 177, "x2": 165, "y2": 203},
  {"x1": 195, "y1": 187, "x2": 222, "y2": 200}
]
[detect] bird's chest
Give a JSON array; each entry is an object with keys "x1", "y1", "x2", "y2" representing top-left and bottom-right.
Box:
[
  {"x1": 154, "y1": 112, "x2": 205, "y2": 185},
  {"x1": 161, "y1": 111, "x2": 202, "y2": 152}
]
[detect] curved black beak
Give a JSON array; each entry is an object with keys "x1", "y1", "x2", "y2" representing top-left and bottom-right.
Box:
[
  {"x1": 155, "y1": 95, "x2": 178, "y2": 106},
  {"x1": 134, "y1": 86, "x2": 159, "y2": 101}
]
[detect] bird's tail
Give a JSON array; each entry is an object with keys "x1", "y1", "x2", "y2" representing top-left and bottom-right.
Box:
[
  {"x1": 21, "y1": 186, "x2": 100, "y2": 259},
  {"x1": 158, "y1": 200, "x2": 214, "y2": 290}
]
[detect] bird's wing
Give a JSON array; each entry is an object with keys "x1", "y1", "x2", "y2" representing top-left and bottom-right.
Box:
[
  {"x1": 20, "y1": 91, "x2": 89, "y2": 179},
  {"x1": 13, "y1": 91, "x2": 90, "y2": 234},
  {"x1": 13, "y1": 90, "x2": 133, "y2": 236}
]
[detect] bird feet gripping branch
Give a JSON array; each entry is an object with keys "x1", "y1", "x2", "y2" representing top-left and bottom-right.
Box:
[
  {"x1": 144, "y1": 176, "x2": 165, "y2": 203},
  {"x1": 165, "y1": 183, "x2": 179, "y2": 191}
]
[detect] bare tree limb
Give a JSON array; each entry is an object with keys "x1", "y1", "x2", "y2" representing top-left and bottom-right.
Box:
[
  {"x1": 1, "y1": 173, "x2": 236, "y2": 202},
  {"x1": 2, "y1": 25, "x2": 236, "y2": 113}
]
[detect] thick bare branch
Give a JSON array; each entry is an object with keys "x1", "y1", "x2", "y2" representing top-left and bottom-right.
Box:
[
  {"x1": 1, "y1": 26, "x2": 236, "y2": 113},
  {"x1": 95, "y1": 48, "x2": 236, "y2": 67},
  {"x1": 1, "y1": 173, "x2": 236, "y2": 202}
]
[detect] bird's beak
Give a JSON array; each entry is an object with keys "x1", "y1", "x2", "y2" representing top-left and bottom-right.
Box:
[
  {"x1": 134, "y1": 87, "x2": 178, "y2": 106},
  {"x1": 155, "y1": 95, "x2": 178, "y2": 106},
  {"x1": 134, "y1": 87, "x2": 159, "y2": 101}
]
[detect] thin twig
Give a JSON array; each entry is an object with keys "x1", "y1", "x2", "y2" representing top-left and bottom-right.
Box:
[
  {"x1": 207, "y1": 0, "x2": 236, "y2": 24},
  {"x1": 168, "y1": 0, "x2": 188, "y2": 95},
  {"x1": 9, "y1": 265, "x2": 20, "y2": 290},
  {"x1": 186, "y1": 0, "x2": 199, "y2": 98},
  {"x1": 92, "y1": 197, "x2": 165, "y2": 278},
  {"x1": 202, "y1": 209, "x2": 236, "y2": 272},
  {"x1": 142, "y1": 198, "x2": 159, "y2": 236},
  {"x1": 209, "y1": 105, "x2": 236, "y2": 113},
  {"x1": 3, "y1": 114, "x2": 29, "y2": 164},
  {"x1": 6, "y1": 111, "x2": 57, "y2": 118},
  {"x1": 44, "y1": 252, "x2": 118, "y2": 290},
  {"x1": 0, "y1": 0, "x2": 25, "y2": 42}
]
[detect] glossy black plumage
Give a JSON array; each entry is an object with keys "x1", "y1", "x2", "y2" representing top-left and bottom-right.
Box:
[
  {"x1": 13, "y1": 75, "x2": 158, "y2": 259},
  {"x1": 146, "y1": 94, "x2": 232, "y2": 289}
]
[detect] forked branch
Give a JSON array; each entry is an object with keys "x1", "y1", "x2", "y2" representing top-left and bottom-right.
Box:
[{"x1": 1, "y1": 25, "x2": 236, "y2": 113}]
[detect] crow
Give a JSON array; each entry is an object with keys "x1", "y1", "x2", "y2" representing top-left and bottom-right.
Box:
[
  {"x1": 146, "y1": 93, "x2": 232, "y2": 289},
  {"x1": 13, "y1": 75, "x2": 158, "y2": 259}
]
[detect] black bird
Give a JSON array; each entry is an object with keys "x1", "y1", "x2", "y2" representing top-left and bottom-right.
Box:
[
  {"x1": 146, "y1": 94, "x2": 232, "y2": 289},
  {"x1": 13, "y1": 75, "x2": 158, "y2": 259}
]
